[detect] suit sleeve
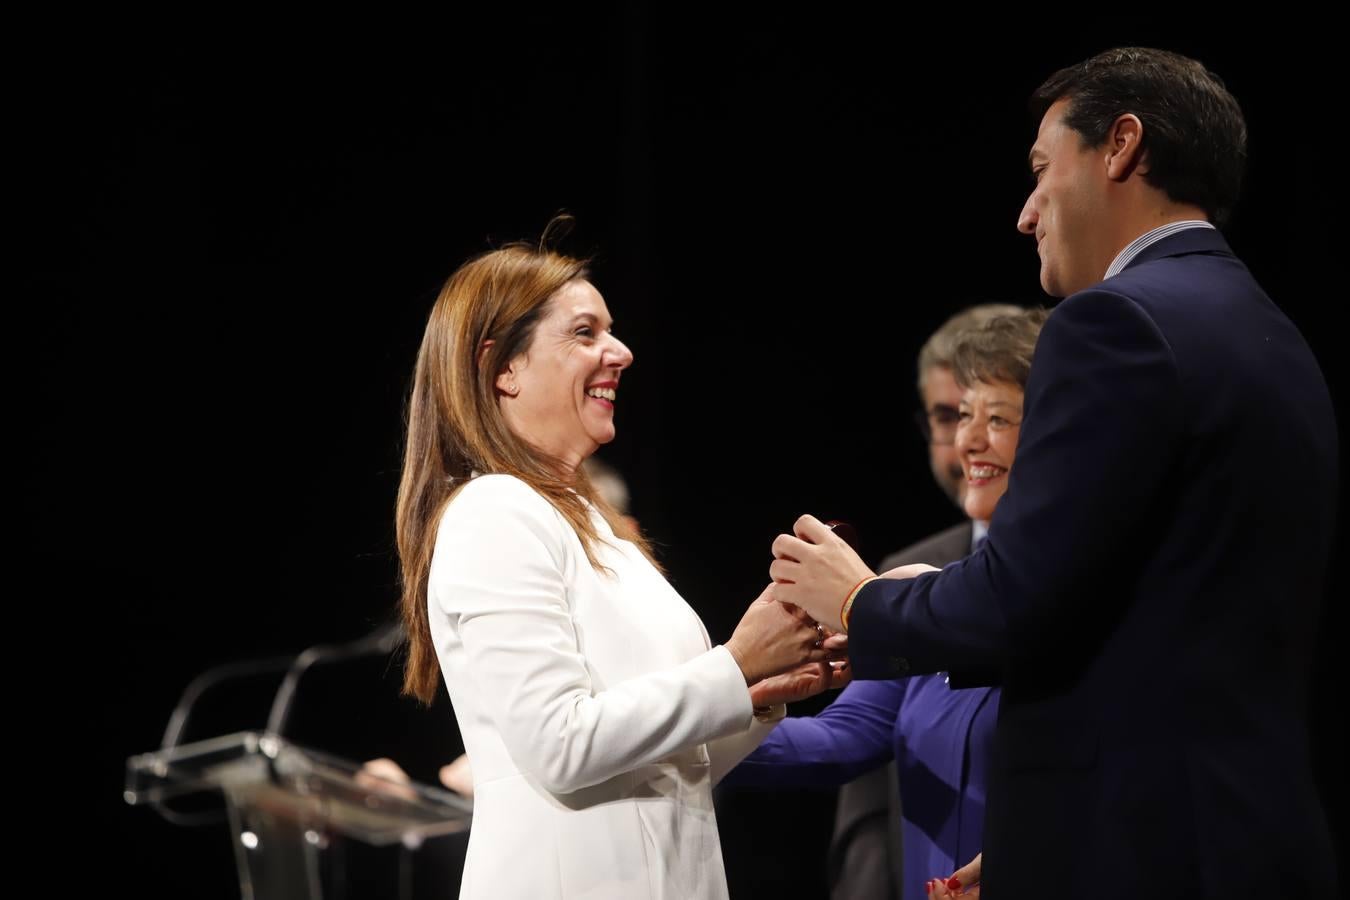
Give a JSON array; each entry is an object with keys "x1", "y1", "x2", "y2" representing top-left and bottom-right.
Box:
[
  {"x1": 850, "y1": 290, "x2": 1184, "y2": 677},
  {"x1": 432, "y1": 476, "x2": 754, "y2": 794}
]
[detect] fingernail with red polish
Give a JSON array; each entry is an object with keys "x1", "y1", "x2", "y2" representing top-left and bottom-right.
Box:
[{"x1": 947, "y1": 877, "x2": 962, "y2": 891}]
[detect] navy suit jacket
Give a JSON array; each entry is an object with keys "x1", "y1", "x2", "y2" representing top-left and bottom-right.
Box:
[{"x1": 848, "y1": 228, "x2": 1338, "y2": 897}]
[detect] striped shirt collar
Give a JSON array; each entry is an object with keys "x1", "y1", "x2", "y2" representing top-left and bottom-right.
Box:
[
  {"x1": 971, "y1": 519, "x2": 989, "y2": 552},
  {"x1": 1104, "y1": 220, "x2": 1214, "y2": 280}
]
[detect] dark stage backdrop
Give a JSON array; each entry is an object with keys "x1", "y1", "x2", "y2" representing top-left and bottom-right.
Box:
[{"x1": 20, "y1": 13, "x2": 1340, "y2": 899}]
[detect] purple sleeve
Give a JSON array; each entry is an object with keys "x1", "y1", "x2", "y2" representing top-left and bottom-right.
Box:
[{"x1": 722, "y1": 678, "x2": 905, "y2": 789}]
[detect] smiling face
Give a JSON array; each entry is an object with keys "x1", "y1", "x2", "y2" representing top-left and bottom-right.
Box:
[
  {"x1": 955, "y1": 379, "x2": 1024, "y2": 522},
  {"x1": 496, "y1": 279, "x2": 633, "y2": 473}
]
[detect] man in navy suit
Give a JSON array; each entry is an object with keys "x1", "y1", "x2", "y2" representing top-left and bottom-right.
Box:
[{"x1": 771, "y1": 47, "x2": 1338, "y2": 897}]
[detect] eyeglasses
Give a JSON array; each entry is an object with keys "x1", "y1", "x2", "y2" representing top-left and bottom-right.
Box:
[{"x1": 913, "y1": 405, "x2": 960, "y2": 445}]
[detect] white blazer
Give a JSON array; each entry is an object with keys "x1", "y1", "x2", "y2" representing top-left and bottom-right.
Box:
[{"x1": 428, "y1": 474, "x2": 780, "y2": 899}]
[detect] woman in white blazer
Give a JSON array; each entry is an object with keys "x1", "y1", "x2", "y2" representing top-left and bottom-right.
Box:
[{"x1": 394, "y1": 236, "x2": 843, "y2": 899}]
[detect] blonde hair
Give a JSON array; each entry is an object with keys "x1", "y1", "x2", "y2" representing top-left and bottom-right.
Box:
[
  {"x1": 950, "y1": 307, "x2": 1050, "y2": 390},
  {"x1": 917, "y1": 303, "x2": 1025, "y2": 393}
]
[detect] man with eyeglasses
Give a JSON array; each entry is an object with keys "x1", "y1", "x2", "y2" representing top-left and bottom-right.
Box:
[{"x1": 827, "y1": 303, "x2": 1021, "y2": 900}]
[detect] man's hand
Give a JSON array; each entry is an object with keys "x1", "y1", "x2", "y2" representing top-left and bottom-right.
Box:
[{"x1": 770, "y1": 514, "x2": 875, "y2": 631}]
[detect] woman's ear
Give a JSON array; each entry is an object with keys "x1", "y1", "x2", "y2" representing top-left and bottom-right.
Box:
[
  {"x1": 494, "y1": 356, "x2": 518, "y2": 396},
  {"x1": 483, "y1": 339, "x2": 519, "y2": 396},
  {"x1": 496, "y1": 367, "x2": 520, "y2": 396}
]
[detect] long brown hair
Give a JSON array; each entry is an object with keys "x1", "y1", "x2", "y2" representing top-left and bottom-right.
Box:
[{"x1": 397, "y1": 240, "x2": 657, "y2": 703}]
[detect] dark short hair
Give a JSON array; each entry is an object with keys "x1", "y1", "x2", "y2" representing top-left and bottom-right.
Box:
[{"x1": 1032, "y1": 47, "x2": 1247, "y2": 227}]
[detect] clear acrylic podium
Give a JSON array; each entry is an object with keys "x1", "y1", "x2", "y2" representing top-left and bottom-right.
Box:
[{"x1": 125, "y1": 730, "x2": 473, "y2": 899}]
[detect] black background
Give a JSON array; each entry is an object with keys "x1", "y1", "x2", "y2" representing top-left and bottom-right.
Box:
[{"x1": 20, "y1": 12, "x2": 1342, "y2": 898}]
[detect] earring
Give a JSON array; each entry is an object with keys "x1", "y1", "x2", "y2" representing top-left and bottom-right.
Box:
[{"x1": 508, "y1": 384, "x2": 519, "y2": 395}]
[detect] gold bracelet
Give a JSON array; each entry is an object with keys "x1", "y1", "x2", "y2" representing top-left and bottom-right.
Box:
[{"x1": 840, "y1": 576, "x2": 877, "y2": 631}]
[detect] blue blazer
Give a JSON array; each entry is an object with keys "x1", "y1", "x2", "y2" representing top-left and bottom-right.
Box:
[
  {"x1": 727, "y1": 674, "x2": 998, "y2": 900},
  {"x1": 848, "y1": 228, "x2": 1338, "y2": 897}
]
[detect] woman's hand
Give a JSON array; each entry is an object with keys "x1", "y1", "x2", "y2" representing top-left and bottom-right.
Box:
[
  {"x1": 749, "y1": 660, "x2": 851, "y2": 707},
  {"x1": 724, "y1": 585, "x2": 829, "y2": 684},
  {"x1": 355, "y1": 757, "x2": 419, "y2": 802},
  {"x1": 438, "y1": 753, "x2": 474, "y2": 796},
  {"x1": 927, "y1": 853, "x2": 981, "y2": 898},
  {"x1": 879, "y1": 562, "x2": 941, "y2": 580}
]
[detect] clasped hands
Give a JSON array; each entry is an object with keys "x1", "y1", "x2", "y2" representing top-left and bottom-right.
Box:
[{"x1": 729, "y1": 514, "x2": 938, "y2": 707}]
